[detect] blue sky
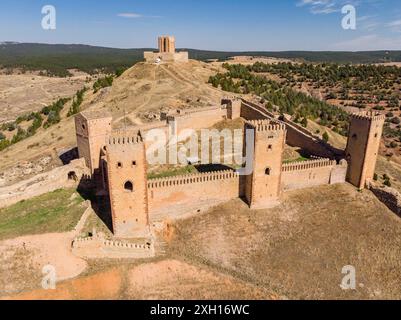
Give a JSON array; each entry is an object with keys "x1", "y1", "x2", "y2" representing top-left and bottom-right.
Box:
[{"x1": 0, "y1": 0, "x2": 400, "y2": 51}]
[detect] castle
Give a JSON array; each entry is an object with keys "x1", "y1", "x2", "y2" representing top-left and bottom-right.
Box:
[
  {"x1": 144, "y1": 36, "x2": 189, "y2": 63},
  {"x1": 74, "y1": 97, "x2": 385, "y2": 239}
]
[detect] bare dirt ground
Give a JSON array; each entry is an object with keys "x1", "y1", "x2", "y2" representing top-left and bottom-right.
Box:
[
  {"x1": 4, "y1": 183, "x2": 401, "y2": 300},
  {"x1": 0, "y1": 70, "x2": 90, "y2": 124},
  {"x1": 170, "y1": 184, "x2": 401, "y2": 300},
  {"x1": 220, "y1": 56, "x2": 296, "y2": 66},
  {"x1": 0, "y1": 232, "x2": 87, "y2": 296},
  {"x1": 0, "y1": 60, "x2": 226, "y2": 180},
  {"x1": 3, "y1": 259, "x2": 273, "y2": 300}
]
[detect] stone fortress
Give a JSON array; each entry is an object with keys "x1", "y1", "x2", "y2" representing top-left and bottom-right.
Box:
[
  {"x1": 75, "y1": 98, "x2": 385, "y2": 241},
  {"x1": 144, "y1": 36, "x2": 189, "y2": 63},
  {"x1": 71, "y1": 35, "x2": 386, "y2": 255}
]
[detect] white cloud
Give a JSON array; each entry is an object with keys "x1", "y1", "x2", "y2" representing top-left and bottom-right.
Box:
[
  {"x1": 331, "y1": 34, "x2": 401, "y2": 50},
  {"x1": 117, "y1": 13, "x2": 162, "y2": 19},
  {"x1": 384, "y1": 19, "x2": 401, "y2": 33},
  {"x1": 386, "y1": 20, "x2": 401, "y2": 27},
  {"x1": 297, "y1": 0, "x2": 360, "y2": 15},
  {"x1": 117, "y1": 13, "x2": 143, "y2": 18}
]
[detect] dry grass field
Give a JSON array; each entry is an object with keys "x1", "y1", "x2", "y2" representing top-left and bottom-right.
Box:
[
  {"x1": 0, "y1": 70, "x2": 90, "y2": 124},
  {"x1": 2, "y1": 58, "x2": 401, "y2": 300},
  {"x1": 3, "y1": 183, "x2": 401, "y2": 300},
  {"x1": 0, "y1": 61, "x2": 225, "y2": 179},
  {"x1": 170, "y1": 183, "x2": 401, "y2": 300}
]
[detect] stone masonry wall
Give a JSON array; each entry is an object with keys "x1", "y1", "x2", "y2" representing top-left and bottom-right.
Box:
[
  {"x1": 281, "y1": 159, "x2": 347, "y2": 191},
  {"x1": 147, "y1": 170, "x2": 242, "y2": 215}
]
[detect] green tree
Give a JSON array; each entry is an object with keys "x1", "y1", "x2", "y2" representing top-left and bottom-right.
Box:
[{"x1": 322, "y1": 132, "x2": 329, "y2": 143}]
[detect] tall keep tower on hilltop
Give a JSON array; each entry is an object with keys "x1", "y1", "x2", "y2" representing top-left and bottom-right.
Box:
[
  {"x1": 144, "y1": 35, "x2": 188, "y2": 63},
  {"x1": 345, "y1": 111, "x2": 385, "y2": 190},
  {"x1": 158, "y1": 36, "x2": 176, "y2": 54},
  {"x1": 106, "y1": 134, "x2": 150, "y2": 238},
  {"x1": 244, "y1": 120, "x2": 287, "y2": 209},
  {"x1": 75, "y1": 111, "x2": 112, "y2": 174}
]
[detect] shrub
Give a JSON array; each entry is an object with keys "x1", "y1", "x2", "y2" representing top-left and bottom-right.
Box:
[{"x1": 322, "y1": 132, "x2": 329, "y2": 143}]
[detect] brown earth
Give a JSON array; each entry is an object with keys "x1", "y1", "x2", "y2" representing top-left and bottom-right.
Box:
[
  {"x1": 0, "y1": 60, "x2": 226, "y2": 179},
  {"x1": 3, "y1": 183, "x2": 401, "y2": 300},
  {"x1": 3, "y1": 259, "x2": 273, "y2": 300},
  {"x1": 170, "y1": 183, "x2": 401, "y2": 300},
  {"x1": 0, "y1": 70, "x2": 92, "y2": 124}
]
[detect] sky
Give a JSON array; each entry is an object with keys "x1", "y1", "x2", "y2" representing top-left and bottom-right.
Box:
[{"x1": 0, "y1": 0, "x2": 400, "y2": 51}]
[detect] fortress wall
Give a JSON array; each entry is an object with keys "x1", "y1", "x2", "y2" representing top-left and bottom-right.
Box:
[
  {"x1": 235, "y1": 99, "x2": 338, "y2": 159},
  {"x1": 72, "y1": 237, "x2": 155, "y2": 259},
  {"x1": 240, "y1": 101, "x2": 271, "y2": 120},
  {"x1": 284, "y1": 121, "x2": 336, "y2": 159},
  {"x1": 147, "y1": 170, "x2": 242, "y2": 213},
  {"x1": 0, "y1": 158, "x2": 90, "y2": 209},
  {"x1": 171, "y1": 107, "x2": 228, "y2": 132},
  {"x1": 281, "y1": 159, "x2": 340, "y2": 191},
  {"x1": 240, "y1": 99, "x2": 276, "y2": 119}
]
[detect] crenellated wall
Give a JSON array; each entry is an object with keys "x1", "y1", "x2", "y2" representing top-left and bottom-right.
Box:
[
  {"x1": 74, "y1": 97, "x2": 383, "y2": 240},
  {"x1": 147, "y1": 170, "x2": 243, "y2": 215},
  {"x1": 72, "y1": 236, "x2": 155, "y2": 259},
  {"x1": 281, "y1": 158, "x2": 347, "y2": 191}
]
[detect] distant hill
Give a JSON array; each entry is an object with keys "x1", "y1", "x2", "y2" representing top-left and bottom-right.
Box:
[{"x1": 1, "y1": 43, "x2": 401, "y2": 76}]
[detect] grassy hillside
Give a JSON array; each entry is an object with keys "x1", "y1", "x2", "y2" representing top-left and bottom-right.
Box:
[
  {"x1": 0, "y1": 189, "x2": 85, "y2": 240},
  {"x1": 1, "y1": 43, "x2": 401, "y2": 76}
]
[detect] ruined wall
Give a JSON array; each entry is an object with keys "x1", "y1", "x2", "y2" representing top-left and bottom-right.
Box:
[
  {"x1": 72, "y1": 236, "x2": 155, "y2": 259},
  {"x1": 75, "y1": 113, "x2": 112, "y2": 174},
  {"x1": 0, "y1": 158, "x2": 90, "y2": 209},
  {"x1": 147, "y1": 170, "x2": 243, "y2": 215},
  {"x1": 222, "y1": 98, "x2": 241, "y2": 120},
  {"x1": 169, "y1": 107, "x2": 228, "y2": 133},
  {"x1": 281, "y1": 159, "x2": 347, "y2": 191},
  {"x1": 232, "y1": 99, "x2": 339, "y2": 160},
  {"x1": 282, "y1": 118, "x2": 337, "y2": 159},
  {"x1": 143, "y1": 52, "x2": 189, "y2": 63},
  {"x1": 240, "y1": 101, "x2": 271, "y2": 120}
]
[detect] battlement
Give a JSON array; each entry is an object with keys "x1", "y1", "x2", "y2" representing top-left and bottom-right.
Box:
[
  {"x1": 72, "y1": 236, "x2": 155, "y2": 259},
  {"x1": 80, "y1": 110, "x2": 112, "y2": 122},
  {"x1": 246, "y1": 119, "x2": 286, "y2": 132},
  {"x1": 148, "y1": 170, "x2": 239, "y2": 189},
  {"x1": 73, "y1": 236, "x2": 152, "y2": 250},
  {"x1": 350, "y1": 111, "x2": 385, "y2": 122},
  {"x1": 107, "y1": 135, "x2": 143, "y2": 145},
  {"x1": 282, "y1": 158, "x2": 336, "y2": 172}
]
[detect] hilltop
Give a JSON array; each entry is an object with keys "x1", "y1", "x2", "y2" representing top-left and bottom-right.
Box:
[{"x1": 0, "y1": 59, "x2": 226, "y2": 184}]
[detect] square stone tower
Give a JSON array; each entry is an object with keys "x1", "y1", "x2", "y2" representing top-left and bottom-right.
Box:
[
  {"x1": 244, "y1": 120, "x2": 287, "y2": 209},
  {"x1": 75, "y1": 111, "x2": 112, "y2": 174},
  {"x1": 345, "y1": 111, "x2": 385, "y2": 189},
  {"x1": 144, "y1": 36, "x2": 188, "y2": 63},
  {"x1": 158, "y1": 36, "x2": 176, "y2": 53},
  {"x1": 106, "y1": 134, "x2": 150, "y2": 238}
]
